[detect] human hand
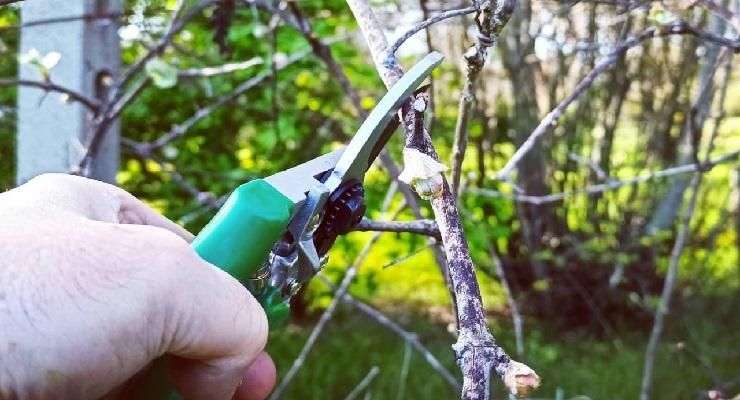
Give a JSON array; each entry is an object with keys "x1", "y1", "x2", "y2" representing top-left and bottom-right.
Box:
[{"x1": 0, "y1": 174, "x2": 276, "y2": 400}]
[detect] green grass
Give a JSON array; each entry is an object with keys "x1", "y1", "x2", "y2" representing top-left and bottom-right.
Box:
[{"x1": 267, "y1": 296, "x2": 740, "y2": 399}]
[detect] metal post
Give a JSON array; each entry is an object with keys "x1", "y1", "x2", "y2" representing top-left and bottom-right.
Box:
[{"x1": 16, "y1": 0, "x2": 120, "y2": 184}]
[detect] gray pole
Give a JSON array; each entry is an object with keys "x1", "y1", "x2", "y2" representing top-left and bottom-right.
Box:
[{"x1": 16, "y1": 0, "x2": 120, "y2": 184}]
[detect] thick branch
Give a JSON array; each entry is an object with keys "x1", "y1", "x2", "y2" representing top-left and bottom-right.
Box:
[{"x1": 144, "y1": 49, "x2": 310, "y2": 151}]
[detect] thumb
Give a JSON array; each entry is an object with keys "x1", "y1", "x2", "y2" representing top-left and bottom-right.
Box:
[{"x1": 158, "y1": 245, "x2": 269, "y2": 400}]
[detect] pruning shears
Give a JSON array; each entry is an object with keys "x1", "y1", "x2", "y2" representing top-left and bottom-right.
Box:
[
  {"x1": 191, "y1": 51, "x2": 443, "y2": 325},
  {"x1": 140, "y1": 52, "x2": 443, "y2": 399}
]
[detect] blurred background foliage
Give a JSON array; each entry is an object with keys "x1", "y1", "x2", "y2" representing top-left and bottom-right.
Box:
[{"x1": 1, "y1": 0, "x2": 739, "y2": 398}]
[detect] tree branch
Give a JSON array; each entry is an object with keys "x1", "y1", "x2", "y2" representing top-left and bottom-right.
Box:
[
  {"x1": 384, "y1": 5, "x2": 479, "y2": 66},
  {"x1": 344, "y1": 0, "x2": 539, "y2": 398},
  {"x1": 144, "y1": 49, "x2": 311, "y2": 151},
  {"x1": 496, "y1": 22, "x2": 740, "y2": 180},
  {"x1": 354, "y1": 217, "x2": 440, "y2": 238},
  {"x1": 178, "y1": 57, "x2": 263, "y2": 77},
  {"x1": 471, "y1": 149, "x2": 739, "y2": 204},
  {"x1": 344, "y1": 366, "x2": 380, "y2": 400},
  {"x1": 0, "y1": 78, "x2": 100, "y2": 112}
]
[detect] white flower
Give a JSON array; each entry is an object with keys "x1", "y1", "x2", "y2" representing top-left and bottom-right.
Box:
[{"x1": 398, "y1": 148, "x2": 448, "y2": 200}]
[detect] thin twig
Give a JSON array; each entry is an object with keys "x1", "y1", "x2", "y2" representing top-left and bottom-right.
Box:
[
  {"x1": 319, "y1": 275, "x2": 461, "y2": 390},
  {"x1": 395, "y1": 342, "x2": 413, "y2": 400},
  {"x1": 639, "y1": 172, "x2": 703, "y2": 400},
  {"x1": 144, "y1": 49, "x2": 311, "y2": 151},
  {"x1": 354, "y1": 217, "x2": 440, "y2": 237},
  {"x1": 489, "y1": 249, "x2": 524, "y2": 358},
  {"x1": 473, "y1": 149, "x2": 739, "y2": 204},
  {"x1": 383, "y1": 5, "x2": 478, "y2": 67},
  {"x1": 0, "y1": 0, "x2": 23, "y2": 6},
  {"x1": 382, "y1": 241, "x2": 437, "y2": 269},
  {"x1": 344, "y1": 366, "x2": 380, "y2": 400},
  {"x1": 178, "y1": 57, "x2": 263, "y2": 77},
  {"x1": 0, "y1": 79, "x2": 100, "y2": 112},
  {"x1": 496, "y1": 22, "x2": 740, "y2": 180}
]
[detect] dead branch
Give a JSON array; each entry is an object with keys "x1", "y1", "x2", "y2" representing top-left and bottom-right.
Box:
[
  {"x1": 0, "y1": 79, "x2": 100, "y2": 112},
  {"x1": 354, "y1": 217, "x2": 440, "y2": 237},
  {"x1": 344, "y1": 0, "x2": 539, "y2": 398},
  {"x1": 496, "y1": 22, "x2": 740, "y2": 180}
]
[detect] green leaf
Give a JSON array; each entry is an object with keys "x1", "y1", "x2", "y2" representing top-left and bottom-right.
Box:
[
  {"x1": 145, "y1": 58, "x2": 178, "y2": 89},
  {"x1": 648, "y1": 6, "x2": 677, "y2": 26}
]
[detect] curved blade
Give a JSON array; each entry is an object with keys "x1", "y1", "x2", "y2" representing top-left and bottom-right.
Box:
[{"x1": 323, "y1": 52, "x2": 444, "y2": 191}]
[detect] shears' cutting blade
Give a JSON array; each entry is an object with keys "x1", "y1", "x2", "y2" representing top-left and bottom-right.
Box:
[{"x1": 323, "y1": 52, "x2": 444, "y2": 192}]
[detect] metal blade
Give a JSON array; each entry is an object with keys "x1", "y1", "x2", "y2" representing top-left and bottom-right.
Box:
[{"x1": 323, "y1": 52, "x2": 444, "y2": 192}]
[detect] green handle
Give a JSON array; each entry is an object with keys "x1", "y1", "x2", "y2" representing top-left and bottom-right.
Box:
[{"x1": 137, "y1": 179, "x2": 294, "y2": 399}]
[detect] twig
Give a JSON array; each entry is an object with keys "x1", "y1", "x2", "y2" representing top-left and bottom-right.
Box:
[
  {"x1": 496, "y1": 22, "x2": 740, "y2": 180},
  {"x1": 450, "y1": 0, "x2": 514, "y2": 198},
  {"x1": 395, "y1": 342, "x2": 413, "y2": 400},
  {"x1": 0, "y1": 79, "x2": 100, "y2": 112},
  {"x1": 107, "y1": 0, "x2": 217, "y2": 106},
  {"x1": 354, "y1": 217, "x2": 440, "y2": 237},
  {"x1": 345, "y1": 1, "x2": 539, "y2": 398},
  {"x1": 489, "y1": 249, "x2": 524, "y2": 358},
  {"x1": 344, "y1": 366, "x2": 380, "y2": 400},
  {"x1": 318, "y1": 275, "x2": 461, "y2": 390},
  {"x1": 639, "y1": 44, "x2": 731, "y2": 400},
  {"x1": 639, "y1": 172, "x2": 702, "y2": 400},
  {"x1": 382, "y1": 241, "x2": 437, "y2": 269},
  {"x1": 383, "y1": 5, "x2": 479, "y2": 67},
  {"x1": 145, "y1": 49, "x2": 310, "y2": 151},
  {"x1": 471, "y1": 149, "x2": 740, "y2": 204},
  {"x1": 567, "y1": 153, "x2": 609, "y2": 181},
  {"x1": 178, "y1": 57, "x2": 263, "y2": 77},
  {"x1": 0, "y1": 0, "x2": 22, "y2": 5},
  {"x1": 122, "y1": 138, "x2": 216, "y2": 206}
]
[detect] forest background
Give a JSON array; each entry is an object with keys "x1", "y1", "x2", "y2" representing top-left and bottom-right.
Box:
[{"x1": 0, "y1": 0, "x2": 738, "y2": 398}]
